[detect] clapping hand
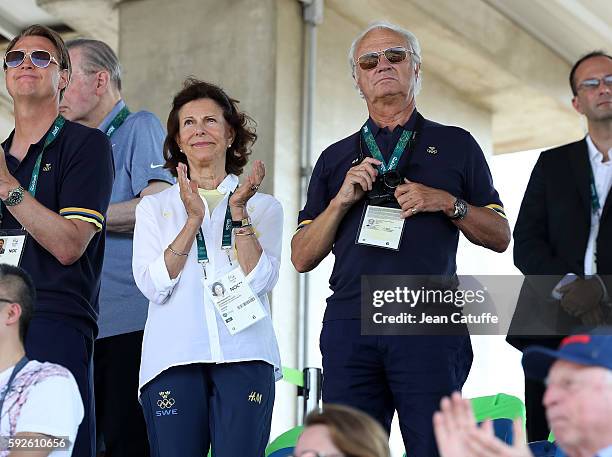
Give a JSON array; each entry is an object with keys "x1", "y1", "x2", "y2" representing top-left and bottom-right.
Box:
[
  {"x1": 177, "y1": 162, "x2": 205, "y2": 221},
  {"x1": 229, "y1": 160, "x2": 265, "y2": 211},
  {"x1": 433, "y1": 392, "x2": 532, "y2": 457}
]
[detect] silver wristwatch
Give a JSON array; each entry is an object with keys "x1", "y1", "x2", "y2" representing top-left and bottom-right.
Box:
[
  {"x1": 449, "y1": 198, "x2": 468, "y2": 220},
  {"x1": 3, "y1": 185, "x2": 25, "y2": 207}
]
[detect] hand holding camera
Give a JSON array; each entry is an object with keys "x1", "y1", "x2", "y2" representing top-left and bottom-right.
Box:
[{"x1": 333, "y1": 157, "x2": 381, "y2": 210}]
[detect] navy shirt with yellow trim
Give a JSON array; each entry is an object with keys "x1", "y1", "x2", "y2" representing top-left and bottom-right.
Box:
[
  {"x1": 298, "y1": 110, "x2": 505, "y2": 321},
  {"x1": 1, "y1": 118, "x2": 114, "y2": 337}
]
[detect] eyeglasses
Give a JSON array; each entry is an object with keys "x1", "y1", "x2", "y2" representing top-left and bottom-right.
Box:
[
  {"x1": 3, "y1": 49, "x2": 59, "y2": 70},
  {"x1": 356, "y1": 47, "x2": 412, "y2": 70},
  {"x1": 0, "y1": 298, "x2": 16, "y2": 304},
  {"x1": 577, "y1": 75, "x2": 612, "y2": 91}
]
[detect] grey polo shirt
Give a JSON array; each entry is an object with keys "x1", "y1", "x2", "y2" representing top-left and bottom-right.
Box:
[{"x1": 98, "y1": 100, "x2": 174, "y2": 339}]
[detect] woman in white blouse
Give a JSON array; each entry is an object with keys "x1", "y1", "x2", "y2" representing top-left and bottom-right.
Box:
[{"x1": 133, "y1": 78, "x2": 282, "y2": 457}]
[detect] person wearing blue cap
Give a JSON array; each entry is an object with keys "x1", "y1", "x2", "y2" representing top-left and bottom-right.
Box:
[{"x1": 433, "y1": 330, "x2": 612, "y2": 457}]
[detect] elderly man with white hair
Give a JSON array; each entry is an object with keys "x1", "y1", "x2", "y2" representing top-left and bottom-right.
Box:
[
  {"x1": 434, "y1": 330, "x2": 612, "y2": 457},
  {"x1": 291, "y1": 20, "x2": 510, "y2": 457}
]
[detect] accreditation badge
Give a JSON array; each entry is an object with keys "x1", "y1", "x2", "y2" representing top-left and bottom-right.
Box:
[
  {"x1": 203, "y1": 267, "x2": 266, "y2": 335},
  {"x1": 0, "y1": 230, "x2": 27, "y2": 266},
  {"x1": 356, "y1": 204, "x2": 405, "y2": 250}
]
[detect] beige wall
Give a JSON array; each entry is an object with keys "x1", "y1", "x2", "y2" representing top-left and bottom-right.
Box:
[{"x1": 120, "y1": 0, "x2": 278, "y2": 186}]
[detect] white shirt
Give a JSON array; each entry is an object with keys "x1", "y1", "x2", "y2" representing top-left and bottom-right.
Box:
[
  {"x1": 133, "y1": 174, "x2": 283, "y2": 394},
  {"x1": 0, "y1": 360, "x2": 84, "y2": 457},
  {"x1": 584, "y1": 135, "x2": 612, "y2": 275}
]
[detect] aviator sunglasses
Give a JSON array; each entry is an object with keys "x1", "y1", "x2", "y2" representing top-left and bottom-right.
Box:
[
  {"x1": 3, "y1": 49, "x2": 59, "y2": 70},
  {"x1": 356, "y1": 46, "x2": 412, "y2": 70}
]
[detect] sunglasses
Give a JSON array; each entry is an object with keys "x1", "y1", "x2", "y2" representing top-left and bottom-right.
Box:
[
  {"x1": 356, "y1": 46, "x2": 412, "y2": 70},
  {"x1": 3, "y1": 49, "x2": 59, "y2": 70},
  {"x1": 577, "y1": 75, "x2": 612, "y2": 91}
]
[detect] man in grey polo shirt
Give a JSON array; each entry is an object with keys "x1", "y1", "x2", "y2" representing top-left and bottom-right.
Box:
[{"x1": 60, "y1": 38, "x2": 173, "y2": 457}]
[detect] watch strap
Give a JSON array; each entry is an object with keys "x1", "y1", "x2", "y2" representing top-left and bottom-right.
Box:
[{"x1": 231, "y1": 216, "x2": 252, "y2": 228}]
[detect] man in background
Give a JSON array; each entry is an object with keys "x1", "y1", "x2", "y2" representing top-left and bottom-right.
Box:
[{"x1": 61, "y1": 38, "x2": 173, "y2": 456}]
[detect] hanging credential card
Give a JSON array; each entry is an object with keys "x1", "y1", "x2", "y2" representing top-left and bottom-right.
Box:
[
  {"x1": 203, "y1": 267, "x2": 267, "y2": 335},
  {"x1": 0, "y1": 230, "x2": 27, "y2": 266},
  {"x1": 356, "y1": 205, "x2": 405, "y2": 250}
]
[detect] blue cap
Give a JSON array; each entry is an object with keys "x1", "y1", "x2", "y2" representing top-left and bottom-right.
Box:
[{"x1": 522, "y1": 329, "x2": 612, "y2": 380}]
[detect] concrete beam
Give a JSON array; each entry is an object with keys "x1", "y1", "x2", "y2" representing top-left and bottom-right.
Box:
[
  {"x1": 36, "y1": 0, "x2": 118, "y2": 50},
  {"x1": 0, "y1": 15, "x2": 21, "y2": 40}
]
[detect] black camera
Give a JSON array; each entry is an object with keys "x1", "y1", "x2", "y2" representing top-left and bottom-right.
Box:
[{"x1": 367, "y1": 170, "x2": 403, "y2": 207}]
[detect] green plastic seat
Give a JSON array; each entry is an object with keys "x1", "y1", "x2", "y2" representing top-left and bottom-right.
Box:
[
  {"x1": 282, "y1": 366, "x2": 305, "y2": 387},
  {"x1": 265, "y1": 426, "x2": 304, "y2": 457},
  {"x1": 470, "y1": 393, "x2": 526, "y2": 423}
]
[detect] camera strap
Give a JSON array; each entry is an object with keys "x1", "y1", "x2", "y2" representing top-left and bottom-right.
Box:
[{"x1": 360, "y1": 112, "x2": 425, "y2": 174}]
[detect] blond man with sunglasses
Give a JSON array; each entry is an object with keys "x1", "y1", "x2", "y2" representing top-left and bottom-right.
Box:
[
  {"x1": 1, "y1": 25, "x2": 114, "y2": 457},
  {"x1": 292, "y1": 21, "x2": 510, "y2": 457}
]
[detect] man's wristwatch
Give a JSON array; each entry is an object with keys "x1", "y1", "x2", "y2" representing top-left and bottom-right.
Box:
[
  {"x1": 231, "y1": 216, "x2": 252, "y2": 228},
  {"x1": 449, "y1": 198, "x2": 468, "y2": 220},
  {"x1": 2, "y1": 185, "x2": 25, "y2": 207}
]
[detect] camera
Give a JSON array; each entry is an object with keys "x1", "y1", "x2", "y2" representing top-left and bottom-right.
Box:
[{"x1": 367, "y1": 170, "x2": 403, "y2": 207}]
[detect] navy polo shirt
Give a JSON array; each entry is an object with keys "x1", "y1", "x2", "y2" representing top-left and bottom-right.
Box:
[
  {"x1": 1, "y1": 118, "x2": 114, "y2": 337},
  {"x1": 298, "y1": 110, "x2": 505, "y2": 321}
]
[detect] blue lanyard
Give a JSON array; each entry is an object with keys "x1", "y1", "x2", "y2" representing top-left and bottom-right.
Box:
[{"x1": 0, "y1": 356, "x2": 28, "y2": 417}]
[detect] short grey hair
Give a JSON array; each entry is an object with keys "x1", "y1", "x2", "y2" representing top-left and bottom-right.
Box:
[
  {"x1": 348, "y1": 20, "x2": 422, "y2": 95},
  {"x1": 66, "y1": 38, "x2": 122, "y2": 91}
]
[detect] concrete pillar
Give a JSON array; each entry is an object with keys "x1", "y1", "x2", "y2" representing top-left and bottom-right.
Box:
[{"x1": 119, "y1": 0, "x2": 303, "y2": 439}]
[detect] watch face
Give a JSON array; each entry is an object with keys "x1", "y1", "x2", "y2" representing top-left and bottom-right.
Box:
[{"x1": 4, "y1": 187, "x2": 24, "y2": 206}]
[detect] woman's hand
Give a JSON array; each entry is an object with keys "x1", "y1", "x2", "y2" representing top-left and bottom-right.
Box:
[
  {"x1": 177, "y1": 162, "x2": 205, "y2": 222},
  {"x1": 229, "y1": 160, "x2": 265, "y2": 217}
]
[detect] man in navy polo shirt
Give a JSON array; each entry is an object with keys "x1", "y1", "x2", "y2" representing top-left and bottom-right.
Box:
[
  {"x1": 60, "y1": 38, "x2": 173, "y2": 457},
  {"x1": 1, "y1": 25, "x2": 113, "y2": 457},
  {"x1": 291, "y1": 21, "x2": 510, "y2": 457}
]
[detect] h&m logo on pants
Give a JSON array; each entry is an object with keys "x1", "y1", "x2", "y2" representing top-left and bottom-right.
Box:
[
  {"x1": 156, "y1": 390, "x2": 178, "y2": 417},
  {"x1": 248, "y1": 391, "x2": 263, "y2": 404}
]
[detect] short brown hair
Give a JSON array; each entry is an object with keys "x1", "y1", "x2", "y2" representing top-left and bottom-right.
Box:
[
  {"x1": 164, "y1": 78, "x2": 257, "y2": 177},
  {"x1": 303, "y1": 404, "x2": 390, "y2": 457},
  {"x1": 569, "y1": 50, "x2": 612, "y2": 96},
  {"x1": 5, "y1": 24, "x2": 71, "y2": 98}
]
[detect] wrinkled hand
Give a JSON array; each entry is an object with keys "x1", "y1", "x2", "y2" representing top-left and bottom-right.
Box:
[
  {"x1": 177, "y1": 162, "x2": 204, "y2": 221},
  {"x1": 333, "y1": 157, "x2": 381, "y2": 210},
  {"x1": 559, "y1": 278, "x2": 604, "y2": 321},
  {"x1": 433, "y1": 392, "x2": 476, "y2": 457},
  {"x1": 395, "y1": 178, "x2": 455, "y2": 219},
  {"x1": 229, "y1": 160, "x2": 265, "y2": 212},
  {"x1": 433, "y1": 392, "x2": 531, "y2": 457},
  {"x1": 465, "y1": 419, "x2": 531, "y2": 457}
]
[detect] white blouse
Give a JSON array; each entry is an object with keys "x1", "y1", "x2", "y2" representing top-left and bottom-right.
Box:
[{"x1": 132, "y1": 174, "x2": 283, "y2": 394}]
